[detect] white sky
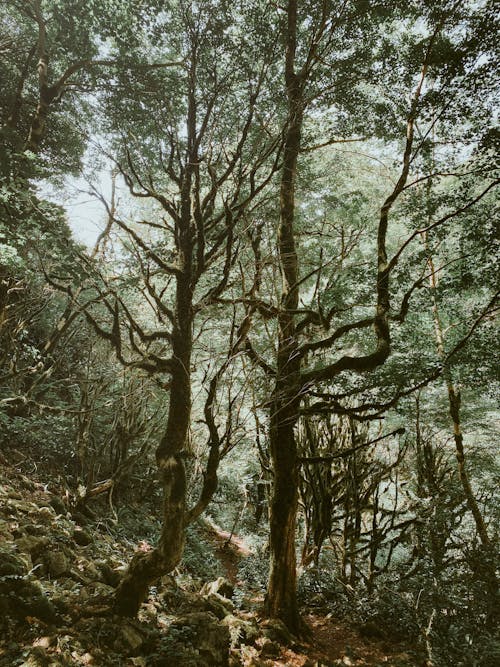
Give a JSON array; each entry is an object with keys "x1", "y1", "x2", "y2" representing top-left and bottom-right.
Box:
[{"x1": 41, "y1": 170, "x2": 113, "y2": 249}]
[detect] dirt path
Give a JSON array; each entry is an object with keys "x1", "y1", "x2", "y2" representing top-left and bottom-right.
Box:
[
  {"x1": 197, "y1": 519, "x2": 416, "y2": 665},
  {"x1": 282, "y1": 614, "x2": 415, "y2": 666},
  {"x1": 198, "y1": 516, "x2": 252, "y2": 584}
]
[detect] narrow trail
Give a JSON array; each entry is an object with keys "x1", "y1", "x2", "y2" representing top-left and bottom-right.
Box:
[
  {"x1": 284, "y1": 615, "x2": 413, "y2": 666},
  {"x1": 198, "y1": 516, "x2": 252, "y2": 584},
  {"x1": 198, "y1": 518, "x2": 416, "y2": 665}
]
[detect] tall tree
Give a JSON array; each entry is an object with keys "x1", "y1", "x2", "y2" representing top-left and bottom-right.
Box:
[
  {"x1": 255, "y1": 0, "x2": 499, "y2": 632},
  {"x1": 79, "y1": 0, "x2": 281, "y2": 616}
]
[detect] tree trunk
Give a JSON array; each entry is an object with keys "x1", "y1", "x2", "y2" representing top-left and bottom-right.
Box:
[
  {"x1": 267, "y1": 402, "x2": 302, "y2": 634},
  {"x1": 113, "y1": 271, "x2": 193, "y2": 617},
  {"x1": 265, "y1": 0, "x2": 304, "y2": 634},
  {"x1": 425, "y1": 239, "x2": 498, "y2": 621}
]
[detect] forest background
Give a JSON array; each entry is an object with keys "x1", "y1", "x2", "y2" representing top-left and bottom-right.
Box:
[{"x1": 0, "y1": 1, "x2": 498, "y2": 666}]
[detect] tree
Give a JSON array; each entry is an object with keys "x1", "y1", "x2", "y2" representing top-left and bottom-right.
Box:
[
  {"x1": 77, "y1": 0, "x2": 281, "y2": 616},
  {"x1": 251, "y1": 0, "x2": 499, "y2": 632}
]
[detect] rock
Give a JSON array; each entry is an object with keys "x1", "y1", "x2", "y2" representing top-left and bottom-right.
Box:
[
  {"x1": 19, "y1": 647, "x2": 50, "y2": 667},
  {"x1": 19, "y1": 476, "x2": 35, "y2": 491},
  {"x1": 358, "y1": 620, "x2": 385, "y2": 639},
  {"x1": 117, "y1": 622, "x2": 144, "y2": 653},
  {"x1": 51, "y1": 594, "x2": 71, "y2": 614},
  {"x1": 23, "y1": 591, "x2": 58, "y2": 624},
  {"x1": 98, "y1": 561, "x2": 121, "y2": 587},
  {"x1": 261, "y1": 618, "x2": 294, "y2": 645},
  {"x1": 5, "y1": 499, "x2": 35, "y2": 515},
  {"x1": 45, "y1": 550, "x2": 69, "y2": 577},
  {"x1": 15, "y1": 535, "x2": 50, "y2": 557},
  {"x1": 32, "y1": 636, "x2": 53, "y2": 648},
  {"x1": 202, "y1": 592, "x2": 234, "y2": 620},
  {"x1": 0, "y1": 519, "x2": 14, "y2": 541},
  {"x1": 159, "y1": 580, "x2": 187, "y2": 610},
  {"x1": 259, "y1": 638, "x2": 281, "y2": 658},
  {"x1": 169, "y1": 611, "x2": 230, "y2": 667},
  {"x1": 173, "y1": 589, "x2": 234, "y2": 620},
  {"x1": 49, "y1": 496, "x2": 67, "y2": 515},
  {"x1": 73, "y1": 527, "x2": 93, "y2": 546},
  {"x1": 0, "y1": 550, "x2": 28, "y2": 577},
  {"x1": 0, "y1": 575, "x2": 57, "y2": 624},
  {"x1": 77, "y1": 558, "x2": 100, "y2": 581},
  {"x1": 70, "y1": 511, "x2": 89, "y2": 526},
  {"x1": 248, "y1": 659, "x2": 275, "y2": 667},
  {"x1": 23, "y1": 524, "x2": 47, "y2": 536},
  {"x1": 200, "y1": 576, "x2": 234, "y2": 599},
  {"x1": 36, "y1": 507, "x2": 56, "y2": 523},
  {"x1": 222, "y1": 614, "x2": 260, "y2": 647},
  {"x1": 79, "y1": 582, "x2": 115, "y2": 601},
  {"x1": 139, "y1": 602, "x2": 158, "y2": 621}
]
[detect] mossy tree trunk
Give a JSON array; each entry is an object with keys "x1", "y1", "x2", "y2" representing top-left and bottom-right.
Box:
[
  {"x1": 113, "y1": 61, "x2": 197, "y2": 614},
  {"x1": 113, "y1": 307, "x2": 192, "y2": 616},
  {"x1": 265, "y1": 0, "x2": 304, "y2": 635},
  {"x1": 113, "y1": 242, "x2": 194, "y2": 617},
  {"x1": 425, "y1": 243, "x2": 498, "y2": 621}
]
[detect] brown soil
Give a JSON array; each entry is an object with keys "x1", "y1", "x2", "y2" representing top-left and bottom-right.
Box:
[
  {"x1": 198, "y1": 516, "x2": 252, "y2": 584},
  {"x1": 279, "y1": 614, "x2": 415, "y2": 666}
]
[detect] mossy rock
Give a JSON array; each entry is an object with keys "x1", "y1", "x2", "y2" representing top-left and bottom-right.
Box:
[
  {"x1": 49, "y1": 496, "x2": 67, "y2": 515},
  {"x1": 169, "y1": 611, "x2": 230, "y2": 667},
  {"x1": 0, "y1": 550, "x2": 28, "y2": 577},
  {"x1": 222, "y1": 613, "x2": 260, "y2": 648},
  {"x1": 73, "y1": 527, "x2": 93, "y2": 546},
  {"x1": 0, "y1": 576, "x2": 57, "y2": 623}
]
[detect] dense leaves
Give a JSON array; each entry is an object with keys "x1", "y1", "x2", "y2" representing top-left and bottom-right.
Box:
[{"x1": 0, "y1": 1, "x2": 498, "y2": 665}]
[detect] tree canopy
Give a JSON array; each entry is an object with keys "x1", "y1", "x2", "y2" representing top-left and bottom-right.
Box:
[{"x1": 0, "y1": 1, "x2": 498, "y2": 665}]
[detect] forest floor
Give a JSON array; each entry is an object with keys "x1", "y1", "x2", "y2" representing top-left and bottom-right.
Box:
[{"x1": 0, "y1": 453, "x2": 420, "y2": 667}]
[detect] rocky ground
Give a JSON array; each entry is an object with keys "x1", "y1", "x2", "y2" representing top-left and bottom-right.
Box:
[{"x1": 0, "y1": 453, "x2": 418, "y2": 666}]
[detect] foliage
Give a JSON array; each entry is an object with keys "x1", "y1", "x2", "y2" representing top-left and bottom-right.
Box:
[
  {"x1": 0, "y1": 0, "x2": 497, "y2": 657},
  {"x1": 181, "y1": 523, "x2": 222, "y2": 582}
]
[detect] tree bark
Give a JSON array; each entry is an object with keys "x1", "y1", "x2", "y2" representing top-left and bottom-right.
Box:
[
  {"x1": 267, "y1": 399, "x2": 302, "y2": 633},
  {"x1": 113, "y1": 273, "x2": 193, "y2": 616},
  {"x1": 265, "y1": 0, "x2": 304, "y2": 635},
  {"x1": 113, "y1": 109, "x2": 195, "y2": 613}
]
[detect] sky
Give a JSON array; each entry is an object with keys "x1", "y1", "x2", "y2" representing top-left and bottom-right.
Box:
[{"x1": 42, "y1": 170, "x2": 113, "y2": 249}]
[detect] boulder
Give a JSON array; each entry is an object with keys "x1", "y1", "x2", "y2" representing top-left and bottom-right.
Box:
[
  {"x1": 259, "y1": 638, "x2": 281, "y2": 659},
  {"x1": 70, "y1": 511, "x2": 89, "y2": 526},
  {"x1": 49, "y1": 496, "x2": 67, "y2": 515},
  {"x1": 78, "y1": 582, "x2": 115, "y2": 601},
  {"x1": 0, "y1": 574, "x2": 57, "y2": 624},
  {"x1": 19, "y1": 647, "x2": 50, "y2": 667},
  {"x1": 97, "y1": 561, "x2": 121, "y2": 587},
  {"x1": 169, "y1": 611, "x2": 230, "y2": 667},
  {"x1": 0, "y1": 550, "x2": 28, "y2": 577},
  {"x1": 36, "y1": 506, "x2": 57, "y2": 524},
  {"x1": 222, "y1": 613, "x2": 260, "y2": 647},
  {"x1": 22, "y1": 524, "x2": 47, "y2": 536},
  {"x1": 172, "y1": 590, "x2": 234, "y2": 620},
  {"x1": 15, "y1": 535, "x2": 50, "y2": 557},
  {"x1": 73, "y1": 527, "x2": 93, "y2": 546},
  {"x1": 202, "y1": 592, "x2": 234, "y2": 620},
  {"x1": 261, "y1": 617, "x2": 294, "y2": 645},
  {"x1": 200, "y1": 576, "x2": 234, "y2": 599},
  {"x1": 116, "y1": 622, "x2": 145, "y2": 653},
  {"x1": 45, "y1": 550, "x2": 70, "y2": 578}
]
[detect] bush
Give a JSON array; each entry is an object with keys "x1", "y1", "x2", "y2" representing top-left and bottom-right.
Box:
[{"x1": 181, "y1": 523, "x2": 222, "y2": 582}]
